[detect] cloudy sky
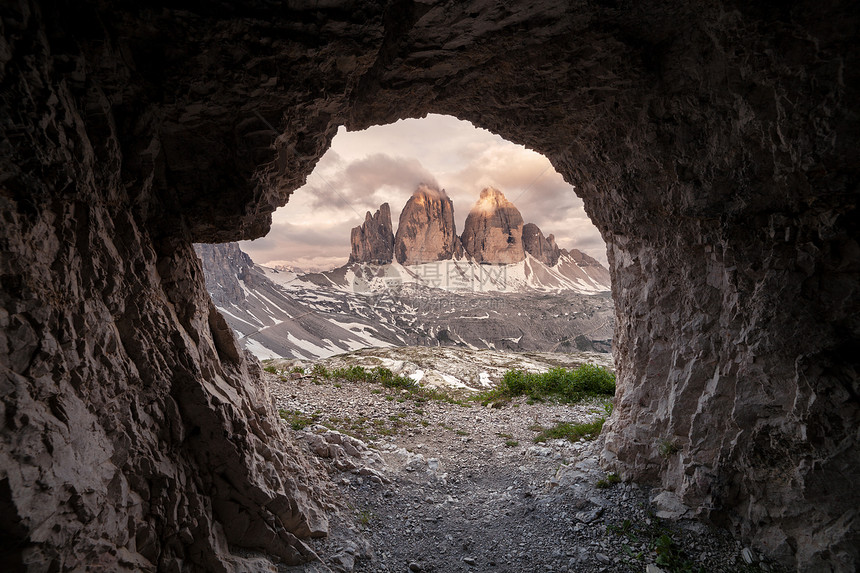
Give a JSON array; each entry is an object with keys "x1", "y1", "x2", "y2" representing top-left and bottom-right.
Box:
[{"x1": 239, "y1": 114, "x2": 607, "y2": 271}]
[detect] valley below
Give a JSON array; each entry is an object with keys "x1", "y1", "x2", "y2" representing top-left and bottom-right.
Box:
[{"x1": 264, "y1": 348, "x2": 779, "y2": 573}]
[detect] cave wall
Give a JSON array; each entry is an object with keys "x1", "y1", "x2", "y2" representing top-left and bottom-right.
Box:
[
  {"x1": 0, "y1": 3, "x2": 337, "y2": 571},
  {"x1": 1, "y1": 0, "x2": 857, "y2": 571}
]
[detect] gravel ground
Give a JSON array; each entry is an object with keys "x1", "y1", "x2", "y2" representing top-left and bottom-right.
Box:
[{"x1": 265, "y1": 358, "x2": 781, "y2": 573}]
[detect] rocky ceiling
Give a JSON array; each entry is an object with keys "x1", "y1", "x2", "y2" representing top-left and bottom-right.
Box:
[{"x1": 1, "y1": 0, "x2": 857, "y2": 571}]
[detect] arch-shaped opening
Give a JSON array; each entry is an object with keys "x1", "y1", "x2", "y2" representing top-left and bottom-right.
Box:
[
  {"x1": 242, "y1": 114, "x2": 607, "y2": 271},
  {"x1": 1, "y1": 1, "x2": 856, "y2": 572}
]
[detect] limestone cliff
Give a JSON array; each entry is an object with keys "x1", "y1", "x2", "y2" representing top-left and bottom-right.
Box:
[
  {"x1": 349, "y1": 203, "x2": 395, "y2": 264},
  {"x1": 1, "y1": 0, "x2": 857, "y2": 571},
  {"x1": 394, "y1": 185, "x2": 463, "y2": 265},
  {"x1": 194, "y1": 242, "x2": 256, "y2": 307},
  {"x1": 522, "y1": 223, "x2": 562, "y2": 266},
  {"x1": 461, "y1": 187, "x2": 525, "y2": 264}
]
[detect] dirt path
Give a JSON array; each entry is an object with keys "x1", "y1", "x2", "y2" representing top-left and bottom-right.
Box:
[{"x1": 266, "y1": 365, "x2": 778, "y2": 573}]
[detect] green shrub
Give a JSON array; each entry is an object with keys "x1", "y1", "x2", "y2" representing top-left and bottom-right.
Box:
[
  {"x1": 475, "y1": 364, "x2": 615, "y2": 405},
  {"x1": 534, "y1": 418, "x2": 605, "y2": 443},
  {"x1": 311, "y1": 364, "x2": 330, "y2": 379},
  {"x1": 596, "y1": 472, "x2": 622, "y2": 488},
  {"x1": 279, "y1": 409, "x2": 317, "y2": 431}
]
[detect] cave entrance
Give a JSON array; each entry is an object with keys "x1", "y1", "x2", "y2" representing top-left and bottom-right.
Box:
[{"x1": 212, "y1": 113, "x2": 615, "y2": 363}]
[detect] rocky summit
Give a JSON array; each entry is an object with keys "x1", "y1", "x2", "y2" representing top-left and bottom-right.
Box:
[
  {"x1": 461, "y1": 187, "x2": 526, "y2": 264},
  {"x1": 349, "y1": 203, "x2": 395, "y2": 265},
  {"x1": 394, "y1": 185, "x2": 463, "y2": 265},
  {"x1": 523, "y1": 222, "x2": 562, "y2": 266}
]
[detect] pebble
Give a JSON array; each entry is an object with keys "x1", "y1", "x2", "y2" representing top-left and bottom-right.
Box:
[
  {"x1": 595, "y1": 553, "x2": 610, "y2": 564},
  {"x1": 264, "y1": 366, "x2": 783, "y2": 573}
]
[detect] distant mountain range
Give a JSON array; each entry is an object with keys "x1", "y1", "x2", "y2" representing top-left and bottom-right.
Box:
[
  {"x1": 346, "y1": 185, "x2": 610, "y2": 289},
  {"x1": 194, "y1": 185, "x2": 613, "y2": 360}
]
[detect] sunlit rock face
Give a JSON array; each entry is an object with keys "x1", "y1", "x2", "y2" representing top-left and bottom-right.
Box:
[
  {"x1": 1, "y1": 1, "x2": 857, "y2": 571},
  {"x1": 394, "y1": 185, "x2": 464, "y2": 264},
  {"x1": 461, "y1": 187, "x2": 526, "y2": 264}
]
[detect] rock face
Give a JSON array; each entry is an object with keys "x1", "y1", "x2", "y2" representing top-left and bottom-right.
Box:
[
  {"x1": 1, "y1": 1, "x2": 857, "y2": 571},
  {"x1": 522, "y1": 223, "x2": 562, "y2": 266},
  {"x1": 461, "y1": 187, "x2": 526, "y2": 264},
  {"x1": 194, "y1": 242, "x2": 256, "y2": 307},
  {"x1": 349, "y1": 203, "x2": 395, "y2": 264},
  {"x1": 394, "y1": 185, "x2": 463, "y2": 265}
]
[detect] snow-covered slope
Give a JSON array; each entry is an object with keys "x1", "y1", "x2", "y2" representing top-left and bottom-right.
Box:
[
  {"x1": 300, "y1": 251, "x2": 610, "y2": 295},
  {"x1": 195, "y1": 244, "x2": 614, "y2": 361}
]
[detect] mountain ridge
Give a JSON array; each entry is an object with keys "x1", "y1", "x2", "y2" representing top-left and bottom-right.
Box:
[{"x1": 195, "y1": 243, "x2": 614, "y2": 361}]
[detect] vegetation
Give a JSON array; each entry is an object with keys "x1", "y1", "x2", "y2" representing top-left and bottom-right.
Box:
[
  {"x1": 534, "y1": 418, "x2": 605, "y2": 443},
  {"x1": 475, "y1": 364, "x2": 615, "y2": 405},
  {"x1": 278, "y1": 409, "x2": 319, "y2": 431},
  {"x1": 607, "y1": 517, "x2": 708, "y2": 573},
  {"x1": 596, "y1": 472, "x2": 622, "y2": 488},
  {"x1": 296, "y1": 363, "x2": 471, "y2": 405},
  {"x1": 658, "y1": 439, "x2": 680, "y2": 457}
]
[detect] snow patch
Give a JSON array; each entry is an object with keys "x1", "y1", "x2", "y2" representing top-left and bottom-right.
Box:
[{"x1": 244, "y1": 338, "x2": 284, "y2": 360}]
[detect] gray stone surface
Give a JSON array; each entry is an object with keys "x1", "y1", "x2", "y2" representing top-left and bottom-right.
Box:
[
  {"x1": 349, "y1": 204, "x2": 395, "y2": 265},
  {"x1": 522, "y1": 223, "x2": 562, "y2": 267},
  {"x1": 394, "y1": 185, "x2": 464, "y2": 264},
  {"x1": 1, "y1": 1, "x2": 857, "y2": 571},
  {"x1": 461, "y1": 187, "x2": 525, "y2": 264}
]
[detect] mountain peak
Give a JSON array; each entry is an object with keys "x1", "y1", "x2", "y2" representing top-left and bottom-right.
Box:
[
  {"x1": 522, "y1": 222, "x2": 561, "y2": 266},
  {"x1": 412, "y1": 183, "x2": 447, "y2": 201},
  {"x1": 461, "y1": 187, "x2": 525, "y2": 264},
  {"x1": 394, "y1": 185, "x2": 463, "y2": 265},
  {"x1": 349, "y1": 203, "x2": 394, "y2": 264}
]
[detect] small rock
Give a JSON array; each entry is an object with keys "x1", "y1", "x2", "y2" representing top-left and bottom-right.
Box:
[
  {"x1": 574, "y1": 507, "x2": 604, "y2": 523},
  {"x1": 595, "y1": 553, "x2": 610, "y2": 564},
  {"x1": 742, "y1": 547, "x2": 757, "y2": 565},
  {"x1": 463, "y1": 556, "x2": 477, "y2": 566},
  {"x1": 646, "y1": 564, "x2": 667, "y2": 573},
  {"x1": 408, "y1": 562, "x2": 422, "y2": 572}
]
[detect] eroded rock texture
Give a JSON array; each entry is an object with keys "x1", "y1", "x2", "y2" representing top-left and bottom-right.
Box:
[
  {"x1": 522, "y1": 223, "x2": 561, "y2": 267},
  {"x1": 349, "y1": 204, "x2": 395, "y2": 265},
  {"x1": 461, "y1": 187, "x2": 526, "y2": 264},
  {"x1": 394, "y1": 185, "x2": 463, "y2": 264},
  {"x1": 1, "y1": 0, "x2": 857, "y2": 571}
]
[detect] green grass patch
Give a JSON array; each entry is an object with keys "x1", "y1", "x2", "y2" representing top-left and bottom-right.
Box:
[
  {"x1": 278, "y1": 409, "x2": 318, "y2": 431},
  {"x1": 504, "y1": 439, "x2": 519, "y2": 447},
  {"x1": 596, "y1": 472, "x2": 622, "y2": 488},
  {"x1": 474, "y1": 364, "x2": 615, "y2": 405},
  {"x1": 606, "y1": 519, "x2": 707, "y2": 573},
  {"x1": 307, "y1": 364, "x2": 469, "y2": 405},
  {"x1": 534, "y1": 418, "x2": 605, "y2": 443}
]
